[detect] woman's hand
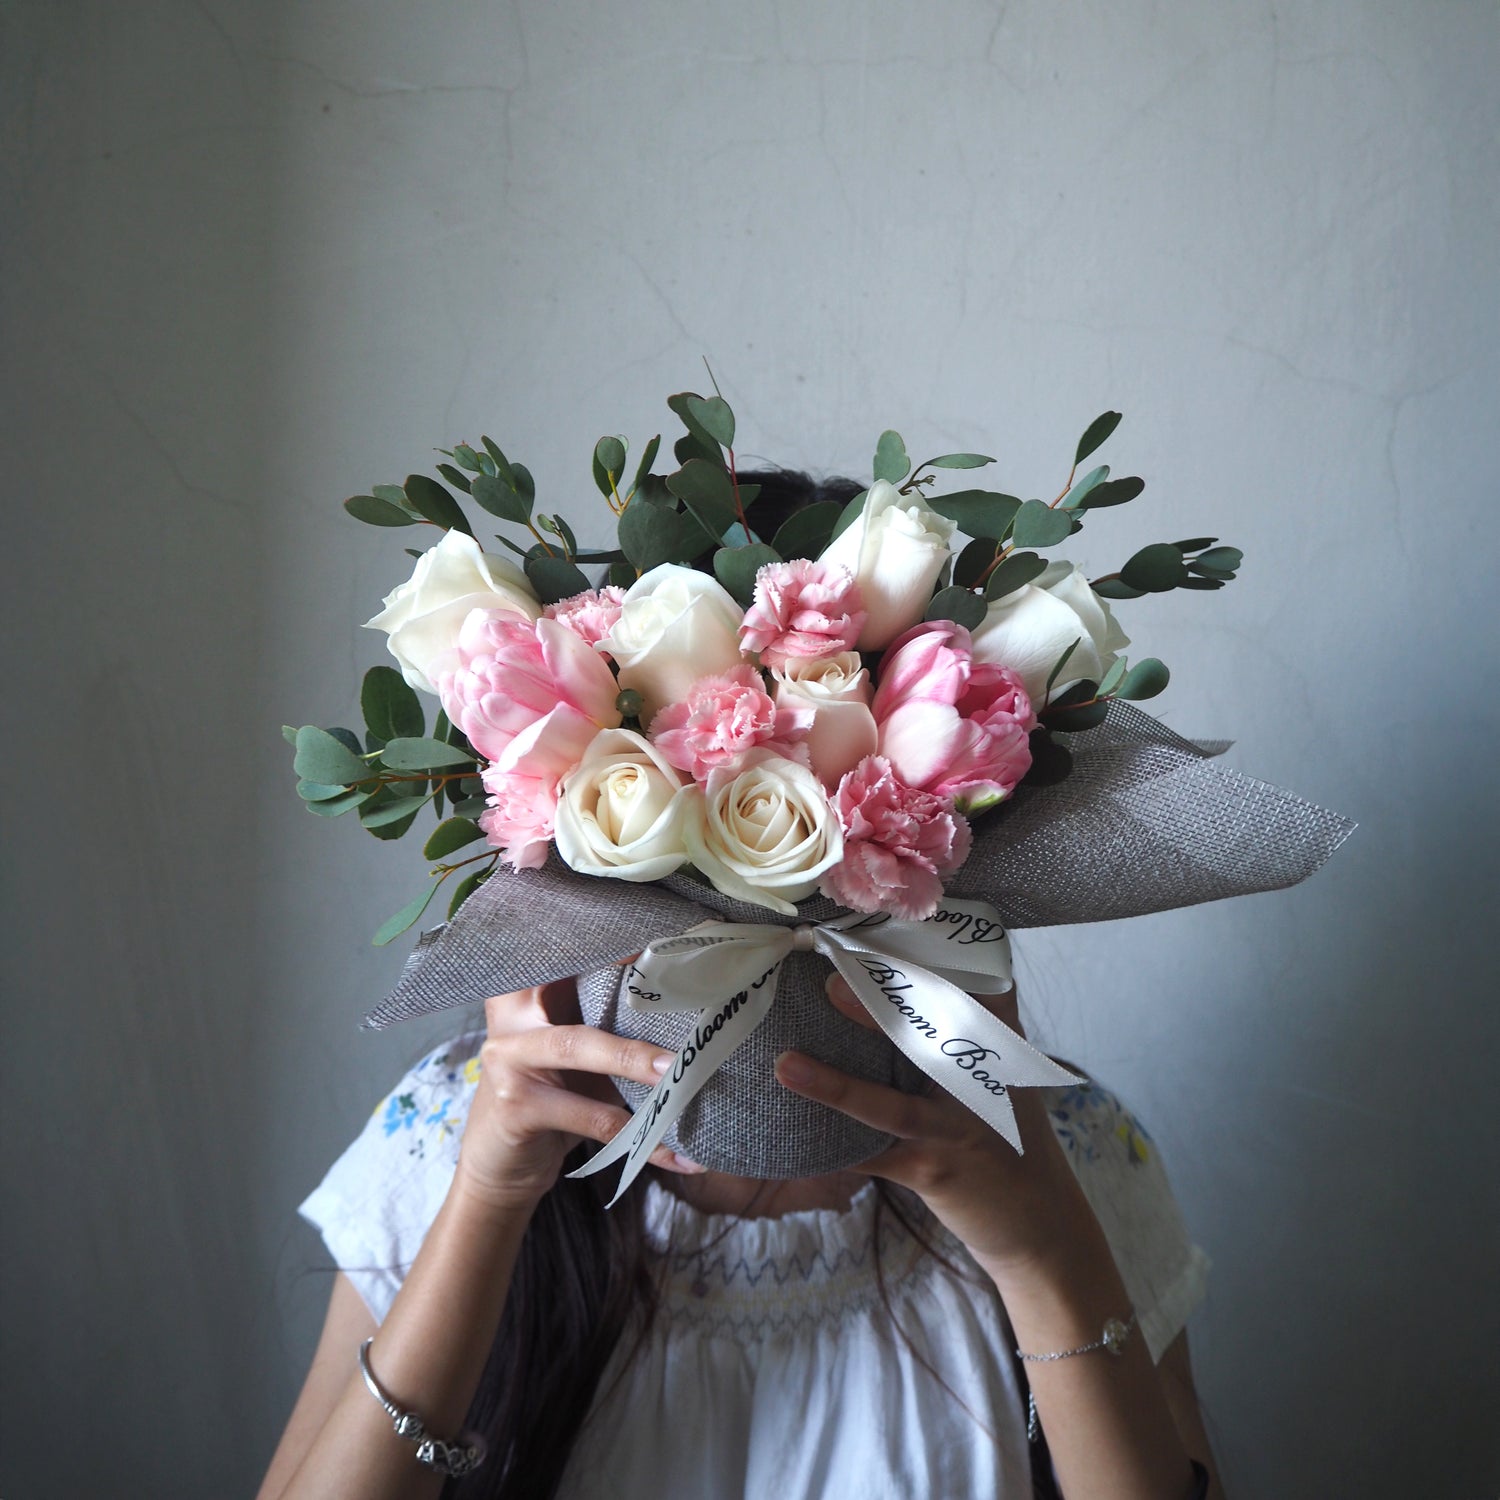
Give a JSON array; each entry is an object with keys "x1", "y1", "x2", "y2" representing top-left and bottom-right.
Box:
[
  {"x1": 453, "y1": 980, "x2": 700, "y2": 1216},
  {"x1": 773, "y1": 974, "x2": 1099, "y2": 1274}
]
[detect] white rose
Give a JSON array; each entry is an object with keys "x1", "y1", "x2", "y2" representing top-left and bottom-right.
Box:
[
  {"x1": 771, "y1": 652, "x2": 878, "y2": 788},
  {"x1": 555, "y1": 728, "x2": 691, "y2": 882},
  {"x1": 817, "y1": 480, "x2": 956, "y2": 649},
  {"x1": 364, "y1": 530, "x2": 541, "y2": 695},
  {"x1": 685, "y1": 750, "x2": 844, "y2": 916},
  {"x1": 970, "y1": 560, "x2": 1131, "y2": 703},
  {"x1": 597, "y1": 563, "x2": 745, "y2": 723}
]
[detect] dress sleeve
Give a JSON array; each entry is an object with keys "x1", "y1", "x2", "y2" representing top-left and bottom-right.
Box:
[
  {"x1": 1045, "y1": 1079, "x2": 1211, "y2": 1363},
  {"x1": 298, "y1": 1030, "x2": 485, "y2": 1323}
]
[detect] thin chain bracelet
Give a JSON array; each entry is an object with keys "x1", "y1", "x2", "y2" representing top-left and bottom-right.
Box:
[
  {"x1": 1016, "y1": 1312, "x2": 1137, "y2": 1442},
  {"x1": 358, "y1": 1338, "x2": 487, "y2": 1478}
]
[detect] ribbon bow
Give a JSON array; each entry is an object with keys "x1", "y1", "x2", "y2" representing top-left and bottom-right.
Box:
[{"x1": 569, "y1": 897, "x2": 1080, "y2": 1204}]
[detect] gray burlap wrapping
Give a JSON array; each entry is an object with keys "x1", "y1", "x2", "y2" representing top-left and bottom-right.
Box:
[{"x1": 364, "y1": 702, "x2": 1354, "y2": 1177}]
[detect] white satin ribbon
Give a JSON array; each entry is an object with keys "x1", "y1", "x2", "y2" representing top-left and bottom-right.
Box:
[{"x1": 568, "y1": 898, "x2": 1081, "y2": 1205}]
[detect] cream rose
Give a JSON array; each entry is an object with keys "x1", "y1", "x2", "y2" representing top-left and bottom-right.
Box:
[
  {"x1": 817, "y1": 480, "x2": 956, "y2": 649},
  {"x1": 771, "y1": 652, "x2": 878, "y2": 788},
  {"x1": 364, "y1": 530, "x2": 541, "y2": 695},
  {"x1": 597, "y1": 563, "x2": 745, "y2": 723},
  {"x1": 684, "y1": 750, "x2": 844, "y2": 915},
  {"x1": 555, "y1": 728, "x2": 691, "y2": 882},
  {"x1": 970, "y1": 560, "x2": 1130, "y2": 703}
]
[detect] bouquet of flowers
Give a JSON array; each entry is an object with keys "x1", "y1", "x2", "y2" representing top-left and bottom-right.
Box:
[
  {"x1": 287, "y1": 387, "x2": 1345, "y2": 1190},
  {"x1": 290, "y1": 392, "x2": 1242, "y2": 940}
]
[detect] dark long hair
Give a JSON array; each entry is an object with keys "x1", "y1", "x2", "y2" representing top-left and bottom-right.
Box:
[{"x1": 443, "y1": 469, "x2": 1060, "y2": 1498}]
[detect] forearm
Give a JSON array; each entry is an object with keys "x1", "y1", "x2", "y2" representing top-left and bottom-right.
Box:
[
  {"x1": 268, "y1": 1183, "x2": 531, "y2": 1500},
  {"x1": 977, "y1": 1204, "x2": 1200, "y2": 1500}
]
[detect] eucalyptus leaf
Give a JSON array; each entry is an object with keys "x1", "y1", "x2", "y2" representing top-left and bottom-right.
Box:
[
  {"x1": 667, "y1": 393, "x2": 725, "y2": 460},
  {"x1": 770, "y1": 500, "x2": 840, "y2": 561},
  {"x1": 304, "y1": 787, "x2": 372, "y2": 817},
  {"x1": 983, "y1": 551, "x2": 1048, "y2": 600},
  {"x1": 1042, "y1": 638, "x2": 1083, "y2": 703},
  {"x1": 593, "y1": 436, "x2": 627, "y2": 499},
  {"x1": 512, "y1": 463, "x2": 536, "y2": 503},
  {"x1": 344, "y1": 494, "x2": 421, "y2": 527},
  {"x1": 828, "y1": 490, "x2": 868, "y2": 545},
  {"x1": 928, "y1": 490, "x2": 1022, "y2": 541},
  {"x1": 924, "y1": 453, "x2": 995, "y2": 470},
  {"x1": 380, "y1": 737, "x2": 477, "y2": 771},
  {"x1": 1172, "y1": 536, "x2": 1218, "y2": 553},
  {"x1": 437, "y1": 463, "x2": 472, "y2": 493},
  {"x1": 714, "y1": 543, "x2": 781, "y2": 607},
  {"x1": 470, "y1": 473, "x2": 531, "y2": 524},
  {"x1": 1091, "y1": 576, "x2": 1146, "y2": 601},
  {"x1": 293, "y1": 725, "x2": 368, "y2": 787},
  {"x1": 1194, "y1": 546, "x2": 1243, "y2": 572},
  {"x1": 1120, "y1": 543, "x2": 1188, "y2": 593},
  {"x1": 453, "y1": 444, "x2": 483, "y2": 472},
  {"x1": 608, "y1": 560, "x2": 637, "y2": 589},
  {"x1": 1078, "y1": 476, "x2": 1145, "y2": 509},
  {"x1": 372, "y1": 484, "x2": 411, "y2": 506},
  {"x1": 281, "y1": 724, "x2": 299, "y2": 746},
  {"x1": 924, "y1": 586, "x2": 987, "y2": 630},
  {"x1": 685, "y1": 395, "x2": 735, "y2": 449},
  {"x1": 1046, "y1": 700, "x2": 1110, "y2": 732},
  {"x1": 403, "y1": 474, "x2": 473, "y2": 536},
  {"x1": 325, "y1": 726, "x2": 364, "y2": 755},
  {"x1": 362, "y1": 665, "x2": 424, "y2": 742},
  {"x1": 1097, "y1": 657, "x2": 1129, "y2": 697},
  {"x1": 360, "y1": 796, "x2": 428, "y2": 831},
  {"x1": 449, "y1": 795, "x2": 489, "y2": 819},
  {"x1": 526, "y1": 553, "x2": 591, "y2": 605},
  {"x1": 1117, "y1": 657, "x2": 1170, "y2": 700},
  {"x1": 296, "y1": 778, "x2": 352, "y2": 801},
  {"x1": 424, "y1": 817, "x2": 485, "y2": 860},
  {"x1": 372, "y1": 883, "x2": 442, "y2": 947},
  {"x1": 631, "y1": 434, "x2": 662, "y2": 493},
  {"x1": 619, "y1": 498, "x2": 714, "y2": 570},
  {"x1": 954, "y1": 537, "x2": 998, "y2": 588},
  {"x1": 480, "y1": 437, "x2": 518, "y2": 488},
  {"x1": 1060, "y1": 465, "x2": 1109, "y2": 511},
  {"x1": 872, "y1": 430, "x2": 910, "y2": 485},
  {"x1": 447, "y1": 865, "x2": 493, "y2": 919},
  {"x1": 1075, "y1": 411, "x2": 1122, "y2": 465},
  {"x1": 667, "y1": 459, "x2": 738, "y2": 541},
  {"x1": 1178, "y1": 576, "x2": 1225, "y2": 590},
  {"x1": 1010, "y1": 499, "x2": 1074, "y2": 549}
]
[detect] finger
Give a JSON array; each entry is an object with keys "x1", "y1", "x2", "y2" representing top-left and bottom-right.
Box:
[
  {"x1": 516, "y1": 1082, "x2": 703, "y2": 1175},
  {"x1": 774, "y1": 1050, "x2": 945, "y2": 1140},
  {"x1": 499, "y1": 1025, "x2": 676, "y2": 1089},
  {"x1": 824, "y1": 973, "x2": 881, "y2": 1031}
]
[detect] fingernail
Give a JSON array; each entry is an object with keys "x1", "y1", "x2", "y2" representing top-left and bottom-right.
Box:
[
  {"x1": 652, "y1": 1053, "x2": 674, "y2": 1075},
  {"x1": 777, "y1": 1051, "x2": 814, "y2": 1086},
  {"x1": 671, "y1": 1152, "x2": 706, "y2": 1173}
]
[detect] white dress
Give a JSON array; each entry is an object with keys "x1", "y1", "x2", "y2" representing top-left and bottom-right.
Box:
[{"x1": 301, "y1": 1030, "x2": 1209, "y2": 1499}]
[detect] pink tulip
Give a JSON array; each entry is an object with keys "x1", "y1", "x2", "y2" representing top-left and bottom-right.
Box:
[
  {"x1": 649, "y1": 665, "x2": 810, "y2": 781},
  {"x1": 872, "y1": 621, "x2": 1034, "y2": 813},
  {"x1": 739, "y1": 559, "x2": 866, "y2": 667},
  {"x1": 437, "y1": 608, "x2": 622, "y2": 763},
  {"x1": 478, "y1": 704, "x2": 597, "y2": 869},
  {"x1": 821, "y1": 755, "x2": 972, "y2": 921}
]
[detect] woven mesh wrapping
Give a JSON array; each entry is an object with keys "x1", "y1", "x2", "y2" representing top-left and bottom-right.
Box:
[{"x1": 366, "y1": 703, "x2": 1353, "y2": 1177}]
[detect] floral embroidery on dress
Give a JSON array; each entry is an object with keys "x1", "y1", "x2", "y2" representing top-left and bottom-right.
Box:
[
  {"x1": 370, "y1": 1033, "x2": 484, "y2": 1161},
  {"x1": 1047, "y1": 1079, "x2": 1153, "y2": 1166}
]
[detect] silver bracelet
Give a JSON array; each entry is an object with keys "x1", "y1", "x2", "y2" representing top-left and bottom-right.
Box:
[
  {"x1": 1015, "y1": 1312, "x2": 1137, "y2": 1442},
  {"x1": 358, "y1": 1338, "x2": 486, "y2": 1478}
]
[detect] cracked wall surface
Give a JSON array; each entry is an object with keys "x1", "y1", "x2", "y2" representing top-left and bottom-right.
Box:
[{"x1": 3, "y1": 1, "x2": 1497, "y2": 1495}]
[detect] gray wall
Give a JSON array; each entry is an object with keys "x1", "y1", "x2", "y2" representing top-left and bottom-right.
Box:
[{"x1": 3, "y1": 2, "x2": 1496, "y2": 1496}]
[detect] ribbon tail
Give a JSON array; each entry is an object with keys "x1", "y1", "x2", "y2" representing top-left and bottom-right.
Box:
[
  {"x1": 566, "y1": 960, "x2": 782, "y2": 1205},
  {"x1": 819, "y1": 934, "x2": 1081, "y2": 1155}
]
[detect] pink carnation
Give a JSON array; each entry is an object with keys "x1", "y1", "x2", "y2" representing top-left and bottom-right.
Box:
[
  {"x1": 820, "y1": 755, "x2": 973, "y2": 921},
  {"x1": 544, "y1": 586, "x2": 626, "y2": 650},
  {"x1": 437, "y1": 609, "x2": 621, "y2": 763},
  {"x1": 478, "y1": 706, "x2": 596, "y2": 869},
  {"x1": 873, "y1": 621, "x2": 1034, "y2": 813},
  {"x1": 739, "y1": 559, "x2": 866, "y2": 668},
  {"x1": 649, "y1": 664, "x2": 810, "y2": 781}
]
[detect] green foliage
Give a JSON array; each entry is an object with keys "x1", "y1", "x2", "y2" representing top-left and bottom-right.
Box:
[
  {"x1": 685, "y1": 395, "x2": 735, "y2": 449},
  {"x1": 953, "y1": 537, "x2": 998, "y2": 588},
  {"x1": 470, "y1": 473, "x2": 532, "y2": 524},
  {"x1": 928, "y1": 491, "x2": 1022, "y2": 541},
  {"x1": 1116, "y1": 658, "x2": 1170, "y2": 700},
  {"x1": 293, "y1": 725, "x2": 367, "y2": 787},
  {"x1": 1060, "y1": 465, "x2": 1109, "y2": 511},
  {"x1": 423, "y1": 817, "x2": 485, "y2": 860},
  {"x1": 828, "y1": 490, "x2": 868, "y2": 545},
  {"x1": 923, "y1": 453, "x2": 994, "y2": 470},
  {"x1": 925, "y1": 586, "x2": 987, "y2": 630},
  {"x1": 447, "y1": 864, "x2": 494, "y2": 919},
  {"x1": 713, "y1": 543, "x2": 781, "y2": 607},
  {"x1": 984, "y1": 551, "x2": 1047, "y2": 600},
  {"x1": 525, "y1": 553, "x2": 591, "y2": 605},
  {"x1": 667, "y1": 393, "x2": 727, "y2": 463},
  {"x1": 362, "y1": 666, "x2": 423, "y2": 743},
  {"x1": 1011, "y1": 499, "x2": 1074, "y2": 549},
  {"x1": 1120, "y1": 543, "x2": 1189, "y2": 593},
  {"x1": 872, "y1": 430, "x2": 910, "y2": 485},
  {"x1": 1042, "y1": 638, "x2": 1083, "y2": 703},
  {"x1": 667, "y1": 459, "x2": 739, "y2": 542},
  {"x1": 769, "y1": 500, "x2": 840, "y2": 561},
  {"x1": 1078, "y1": 476, "x2": 1144, "y2": 509},
  {"x1": 345, "y1": 494, "x2": 421, "y2": 527},
  {"x1": 631, "y1": 435, "x2": 662, "y2": 493},
  {"x1": 593, "y1": 436, "x2": 627, "y2": 499},
  {"x1": 373, "y1": 883, "x2": 442, "y2": 946},
  {"x1": 619, "y1": 496, "x2": 715, "y2": 570},
  {"x1": 402, "y1": 475, "x2": 473, "y2": 536},
  {"x1": 380, "y1": 737, "x2": 477, "y2": 771},
  {"x1": 1075, "y1": 411, "x2": 1122, "y2": 465}
]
